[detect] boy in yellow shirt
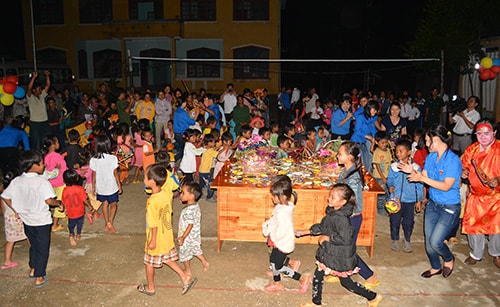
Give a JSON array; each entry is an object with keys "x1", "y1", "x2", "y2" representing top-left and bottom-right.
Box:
[
  {"x1": 198, "y1": 134, "x2": 219, "y2": 202},
  {"x1": 137, "y1": 164, "x2": 197, "y2": 296},
  {"x1": 371, "y1": 131, "x2": 392, "y2": 216}
]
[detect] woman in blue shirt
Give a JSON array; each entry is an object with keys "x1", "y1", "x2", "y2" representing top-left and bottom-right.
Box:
[
  {"x1": 330, "y1": 98, "x2": 353, "y2": 140},
  {"x1": 400, "y1": 124, "x2": 461, "y2": 279},
  {"x1": 0, "y1": 115, "x2": 30, "y2": 174},
  {"x1": 351, "y1": 100, "x2": 379, "y2": 173}
]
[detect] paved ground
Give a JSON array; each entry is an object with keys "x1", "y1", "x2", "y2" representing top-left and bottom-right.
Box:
[{"x1": 1, "y1": 182, "x2": 500, "y2": 306}]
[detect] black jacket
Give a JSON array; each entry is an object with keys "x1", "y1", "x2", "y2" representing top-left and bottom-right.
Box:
[{"x1": 310, "y1": 205, "x2": 357, "y2": 272}]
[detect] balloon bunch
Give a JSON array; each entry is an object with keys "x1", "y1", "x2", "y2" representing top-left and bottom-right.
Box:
[
  {"x1": 478, "y1": 57, "x2": 500, "y2": 81},
  {"x1": 0, "y1": 75, "x2": 25, "y2": 106}
]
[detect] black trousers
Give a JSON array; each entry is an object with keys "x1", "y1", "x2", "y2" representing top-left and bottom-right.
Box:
[{"x1": 24, "y1": 224, "x2": 51, "y2": 278}]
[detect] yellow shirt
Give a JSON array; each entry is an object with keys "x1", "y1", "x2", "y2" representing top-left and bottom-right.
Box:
[
  {"x1": 136, "y1": 101, "x2": 155, "y2": 123},
  {"x1": 372, "y1": 148, "x2": 392, "y2": 179},
  {"x1": 199, "y1": 148, "x2": 218, "y2": 173},
  {"x1": 161, "y1": 170, "x2": 180, "y2": 201},
  {"x1": 145, "y1": 190, "x2": 174, "y2": 255}
]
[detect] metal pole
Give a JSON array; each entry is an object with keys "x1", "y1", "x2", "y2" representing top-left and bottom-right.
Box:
[{"x1": 30, "y1": 0, "x2": 37, "y2": 71}]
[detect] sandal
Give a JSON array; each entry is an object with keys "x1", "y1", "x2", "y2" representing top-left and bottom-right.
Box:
[
  {"x1": 137, "y1": 284, "x2": 156, "y2": 296},
  {"x1": 1, "y1": 262, "x2": 18, "y2": 270},
  {"x1": 390, "y1": 241, "x2": 400, "y2": 252},
  {"x1": 403, "y1": 241, "x2": 413, "y2": 253},
  {"x1": 363, "y1": 279, "x2": 380, "y2": 290},
  {"x1": 181, "y1": 277, "x2": 197, "y2": 295},
  {"x1": 368, "y1": 294, "x2": 383, "y2": 307}
]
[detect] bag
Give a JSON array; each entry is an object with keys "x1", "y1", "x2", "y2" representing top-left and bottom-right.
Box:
[{"x1": 385, "y1": 194, "x2": 401, "y2": 214}]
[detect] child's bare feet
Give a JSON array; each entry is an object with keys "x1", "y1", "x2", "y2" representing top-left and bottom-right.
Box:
[
  {"x1": 69, "y1": 236, "x2": 77, "y2": 246},
  {"x1": 202, "y1": 261, "x2": 210, "y2": 272},
  {"x1": 264, "y1": 281, "x2": 284, "y2": 292},
  {"x1": 76, "y1": 234, "x2": 81, "y2": 241}
]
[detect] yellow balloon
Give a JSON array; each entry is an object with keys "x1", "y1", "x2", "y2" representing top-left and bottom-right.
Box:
[
  {"x1": 481, "y1": 57, "x2": 493, "y2": 69},
  {"x1": 0, "y1": 84, "x2": 4, "y2": 95},
  {"x1": 1, "y1": 93, "x2": 14, "y2": 106}
]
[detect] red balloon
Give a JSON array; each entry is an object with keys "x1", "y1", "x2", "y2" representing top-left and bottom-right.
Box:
[
  {"x1": 478, "y1": 67, "x2": 486, "y2": 72},
  {"x1": 5, "y1": 75, "x2": 19, "y2": 84},
  {"x1": 491, "y1": 66, "x2": 500, "y2": 74},
  {"x1": 2, "y1": 81, "x2": 16, "y2": 94}
]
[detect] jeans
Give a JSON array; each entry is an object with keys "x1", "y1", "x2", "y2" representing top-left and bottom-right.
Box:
[
  {"x1": 424, "y1": 200, "x2": 460, "y2": 269},
  {"x1": 68, "y1": 215, "x2": 84, "y2": 236},
  {"x1": 199, "y1": 172, "x2": 214, "y2": 199},
  {"x1": 24, "y1": 224, "x2": 51, "y2": 278},
  {"x1": 390, "y1": 202, "x2": 415, "y2": 241},
  {"x1": 359, "y1": 141, "x2": 373, "y2": 173},
  {"x1": 351, "y1": 214, "x2": 374, "y2": 280},
  {"x1": 374, "y1": 178, "x2": 388, "y2": 215}
]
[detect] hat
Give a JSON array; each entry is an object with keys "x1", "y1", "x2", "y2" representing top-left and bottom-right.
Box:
[{"x1": 250, "y1": 116, "x2": 264, "y2": 128}]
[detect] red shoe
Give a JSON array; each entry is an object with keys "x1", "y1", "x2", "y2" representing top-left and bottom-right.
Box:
[{"x1": 86, "y1": 212, "x2": 93, "y2": 225}]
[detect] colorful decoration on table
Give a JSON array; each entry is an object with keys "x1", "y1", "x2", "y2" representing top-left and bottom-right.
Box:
[
  {"x1": 477, "y1": 57, "x2": 500, "y2": 81},
  {"x1": 235, "y1": 134, "x2": 275, "y2": 175},
  {"x1": 0, "y1": 75, "x2": 25, "y2": 106}
]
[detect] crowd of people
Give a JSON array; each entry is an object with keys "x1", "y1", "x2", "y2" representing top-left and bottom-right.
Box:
[{"x1": 0, "y1": 72, "x2": 499, "y2": 304}]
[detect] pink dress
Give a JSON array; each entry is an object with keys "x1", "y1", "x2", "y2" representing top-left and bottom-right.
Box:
[
  {"x1": 2, "y1": 202, "x2": 26, "y2": 242},
  {"x1": 44, "y1": 151, "x2": 68, "y2": 188},
  {"x1": 132, "y1": 132, "x2": 143, "y2": 167}
]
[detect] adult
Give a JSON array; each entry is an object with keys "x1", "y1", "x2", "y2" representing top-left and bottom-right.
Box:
[
  {"x1": 448, "y1": 96, "x2": 481, "y2": 155},
  {"x1": 154, "y1": 90, "x2": 172, "y2": 148},
  {"x1": 278, "y1": 87, "x2": 292, "y2": 129},
  {"x1": 461, "y1": 119, "x2": 500, "y2": 269},
  {"x1": 232, "y1": 95, "x2": 251, "y2": 136},
  {"x1": 378, "y1": 90, "x2": 391, "y2": 116},
  {"x1": 330, "y1": 98, "x2": 353, "y2": 140},
  {"x1": 136, "y1": 92, "x2": 155, "y2": 125},
  {"x1": 173, "y1": 100, "x2": 198, "y2": 162},
  {"x1": 415, "y1": 90, "x2": 426, "y2": 129},
  {"x1": 351, "y1": 100, "x2": 379, "y2": 173},
  {"x1": 26, "y1": 70, "x2": 51, "y2": 151},
  {"x1": 0, "y1": 115, "x2": 30, "y2": 174},
  {"x1": 78, "y1": 92, "x2": 96, "y2": 122},
  {"x1": 220, "y1": 83, "x2": 237, "y2": 120},
  {"x1": 379, "y1": 102, "x2": 407, "y2": 145},
  {"x1": 304, "y1": 87, "x2": 319, "y2": 120},
  {"x1": 116, "y1": 88, "x2": 133, "y2": 127},
  {"x1": 424, "y1": 88, "x2": 444, "y2": 128},
  {"x1": 402, "y1": 124, "x2": 461, "y2": 279}
]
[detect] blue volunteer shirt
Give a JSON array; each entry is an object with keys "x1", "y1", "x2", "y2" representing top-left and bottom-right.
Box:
[
  {"x1": 0, "y1": 125, "x2": 30, "y2": 150},
  {"x1": 424, "y1": 150, "x2": 462, "y2": 205},
  {"x1": 173, "y1": 107, "x2": 195, "y2": 134},
  {"x1": 330, "y1": 108, "x2": 352, "y2": 136}
]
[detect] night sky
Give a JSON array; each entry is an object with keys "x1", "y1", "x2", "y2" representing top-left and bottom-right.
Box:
[{"x1": 0, "y1": 1, "x2": 427, "y2": 96}]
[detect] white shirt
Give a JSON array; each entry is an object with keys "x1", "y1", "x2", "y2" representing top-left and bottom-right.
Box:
[
  {"x1": 90, "y1": 153, "x2": 119, "y2": 195},
  {"x1": 1, "y1": 172, "x2": 55, "y2": 226},
  {"x1": 222, "y1": 93, "x2": 237, "y2": 114},
  {"x1": 310, "y1": 106, "x2": 324, "y2": 120},
  {"x1": 291, "y1": 88, "x2": 301, "y2": 104},
  {"x1": 452, "y1": 109, "x2": 480, "y2": 134},
  {"x1": 400, "y1": 102, "x2": 411, "y2": 118},
  {"x1": 407, "y1": 106, "x2": 420, "y2": 120},
  {"x1": 180, "y1": 142, "x2": 206, "y2": 173},
  {"x1": 27, "y1": 90, "x2": 49, "y2": 122},
  {"x1": 305, "y1": 93, "x2": 319, "y2": 114},
  {"x1": 261, "y1": 202, "x2": 295, "y2": 254}
]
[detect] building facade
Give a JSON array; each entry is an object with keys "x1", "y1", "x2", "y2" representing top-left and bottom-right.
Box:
[{"x1": 21, "y1": 0, "x2": 281, "y2": 94}]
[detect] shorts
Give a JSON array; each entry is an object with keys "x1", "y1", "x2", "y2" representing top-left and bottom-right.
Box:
[
  {"x1": 143, "y1": 248, "x2": 179, "y2": 268},
  {"x1": 96, "y1": 191, "x2": 119, "y2": 203},
  {"x1": 53, "y1": 185, "x2": 67, "y2": 218}
]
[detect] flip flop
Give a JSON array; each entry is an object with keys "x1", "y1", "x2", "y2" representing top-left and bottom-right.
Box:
[
  {"x1": 1, "y1": 262, "x2": 18, "y2": 270},
  {"x1": 35, "y1": 276, "x2": 49, "y2": 289},
  {"x1": 137, "y1": 284, "x2": 156, "y2": 296},
  {"x1": 181, "y1": 277, "x2": 198, "y2": 295},
  {"x1": 403, "y1": 241, "x2": 413, "y2": 253}
]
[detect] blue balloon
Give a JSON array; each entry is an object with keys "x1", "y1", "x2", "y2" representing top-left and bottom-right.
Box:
[
  {"x1": 13, "y1": 86, "x2": 26, "y2": 99},
  {"x1": 492, "y1": 58, "x2": 500, "y2": 67}
]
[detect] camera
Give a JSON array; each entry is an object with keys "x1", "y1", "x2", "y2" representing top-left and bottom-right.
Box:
[{"x1": 448, "y1": 95, "x2": 467, "y2": 114}]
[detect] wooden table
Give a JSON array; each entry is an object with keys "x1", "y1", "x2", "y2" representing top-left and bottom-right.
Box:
[{"x1": 212, "y1": 163, "x2": 384, "y2": 257}]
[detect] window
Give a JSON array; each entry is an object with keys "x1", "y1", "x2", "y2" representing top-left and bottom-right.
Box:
[
  {"x1": 181, "y1": 0, "x2": 216, "y2": 21},
  {"x1": 233, "y1": 0, "x2": 269, "y2": 21},
  {"x1": 33, "y1": 0, "x2": 64, "y2": 25},
  {"x1": 93, "y1": 49, "x2": 121, "y2": 78},
  {"x1": 78, "y1": 49, "x2": 88, "y2": 79},
  {"x1": 79, "y1": 0, "x2": 112, "y2": 23},
  {"x1": 186, "y1": 48, "x2": 220, "y2": 78},
  {"x1": 37, "y1": 48, "x2": 67, "y2": 65},
  {"x1": 233, "y1": 46, "x2": 269, "y2": 79},
  {"x1": 129, "y1": 0, "x2": 163, "y2": 20}
]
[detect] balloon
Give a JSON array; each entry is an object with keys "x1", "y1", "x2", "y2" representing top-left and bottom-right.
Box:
[
  {"x1": 491, "y1": 66, "x2": 500, "y2": 74},
  {"x1": 3, "y1": 81, "x2": 16, "y2": 94},
  {"x1": 493, "y1": 58, "x2": 500, "y2": 67},
  {"x1": 480, "y1": 57, "x2": 493, "y2": 69},
  {"x1": 13, "y1": 86, "x2": 26, "y2": 98},
  {"x1": 478, "y1": 66, "x2": 485, "y2": 72},
  {"x1": 5, "y1": 75, "x2": 19, "y2": 84},
  {"x1": 0, "y1": 93, "x2": 14, "y2": 106},
  {"x1": 0, "y1": 84, "x2": 3, "y2": 94},
  {"x1": 479, "y1": 70, "x2": 490, "y2": 81}
]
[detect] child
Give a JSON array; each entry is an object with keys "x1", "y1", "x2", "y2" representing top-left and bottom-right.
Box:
[
  {"x1": 137, "y1": 164, "x2": 197, "y2": 296},
  {"x1": 213, "y1": 132, "x2": 234, "y2": 180},
  {"x1": 180, "y1": 129, "x2": 206, "y2": 183},
  {"x1": 178, "y1": 182, "x2": 210, "y2": 275},
  {"x1": 387, "y1": 140, "x2": 424, "y2": 253},
  {"x1": 250, "y1": 116, "x2": 265, "y2": 136},
  {"x1": 412, "y1": 129, "x2": 428, "y2": 170},
  {"x1": 131, "y1": 119, "x2": 148, "y2": 183},
  {"x1": 407, "y1": 99, "x2": 420, "y2": 137},
  {"x1": 78, "y1": 149, "x2": 101, "y2": 223},
  {"x1": 42, "y1": 135, "x2": 68, "y2": 232},
  {"x1": 269, "y1": 121, "x2": 280, "y2": 147},
  {"x1": 297, "y1": 183, "x2": 383, "y2": 307},
  {"x1": 203, "y1": 116, "x2": 217, "y2": 136},
  {"x1": 142, "y1": 127, "x2": 159, "y2": 176},
  {"x1": 1, "y1": 150, "x2": 64, "y2": 288},
  {"x1": 262, "y1": 175, "x2": 311, "y2": 293},
  {"x1": 90, "y1": 135, "x2": 122, "y2": 233},
  {"x1": 1, "y1": 169, "x2": 27, "y2": 270},
  {"x1": 283, "y1": 124, "x2": 296, "y2": 148},
  {"x1": 198, "y1": 134, "x2": 218, "y2": 202},
  {"x1": 117, "y1": 122, "x2": 133, "y2": 185},
  {"x1": 337, "y1": 141, "x2": 379, "y2": 290},
  {"x1": 163, "y1": 119, "x2": 176, "y2": 148},
  {"x1": 233, "y1": 124, "x2": 252, "y2": 150},
  {"x1": 276, "y1": 135, "x2": 290, "y2": 159},
  {"x1": 259, "y1": 127, "x2": 272, "y2": 146},
  {"x1": 304, "y1": 127, "x2": 317, "y2": 154},
  {"x1": 62, "y1": 169, "x2": 93, "y2": 246},
  {"x1": 371, "y1": 131, "x2": 392, "y2": 215},
  {"x1": 65, "y1": 129, "x2": 85, "y2": 169}
]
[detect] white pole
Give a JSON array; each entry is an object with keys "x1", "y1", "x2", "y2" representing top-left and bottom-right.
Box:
[{"x1": 30, "y1": 0, "x2": 37, "y2": 71}]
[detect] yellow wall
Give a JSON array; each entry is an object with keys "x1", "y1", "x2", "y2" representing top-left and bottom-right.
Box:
[{"x1": 21, "y1": 0, "x2": 280, "y2": 94}]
